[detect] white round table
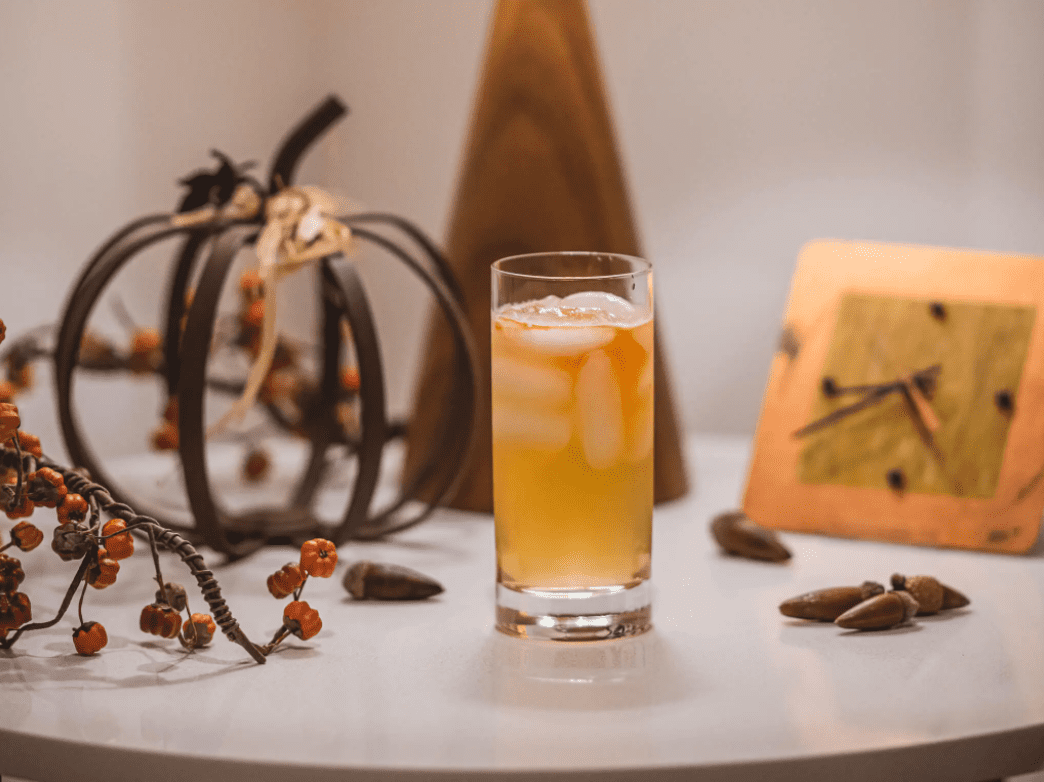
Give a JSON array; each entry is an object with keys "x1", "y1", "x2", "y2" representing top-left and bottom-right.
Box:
[{"x1": 1, "y1": 436, "x2": 1043, "y2": 781}]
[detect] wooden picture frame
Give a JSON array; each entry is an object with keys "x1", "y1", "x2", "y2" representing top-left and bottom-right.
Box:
[{"x1": 744, "y1": 240, "x2": 1044, "y2": 553}]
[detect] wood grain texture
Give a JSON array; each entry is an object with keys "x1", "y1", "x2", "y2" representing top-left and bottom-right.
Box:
[
  {"x1": 744, "y1": 240, "x2": 1044, "y2": 553},
  {"x1": 403, "y1": 0, "x2": 689, "y2": 511},
  {"x1": 798, "y1": 294, "x2": 1034, "y2": 499}
]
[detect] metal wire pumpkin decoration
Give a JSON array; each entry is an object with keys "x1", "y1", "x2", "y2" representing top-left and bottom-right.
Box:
[{"x1": 50, "y1": 96, "x2": 481, "y2": 560}]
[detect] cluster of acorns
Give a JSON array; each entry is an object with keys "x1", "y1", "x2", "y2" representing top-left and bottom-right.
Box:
[{"x1": 779, "y1": 573, "x2": 970, "y2": 631}]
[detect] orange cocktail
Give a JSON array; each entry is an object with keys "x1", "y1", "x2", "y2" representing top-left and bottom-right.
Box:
[{"x1": 491, "y1": 253, "x2": 653, "y2": 641}]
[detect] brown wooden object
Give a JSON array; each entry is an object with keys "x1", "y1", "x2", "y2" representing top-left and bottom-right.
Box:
[
  {"x1": 403, "y1": 0, "x2": 689, "y2": 511},
  {"x1": 744, "y1": 240, "x2": 1044, "y2": 553}
]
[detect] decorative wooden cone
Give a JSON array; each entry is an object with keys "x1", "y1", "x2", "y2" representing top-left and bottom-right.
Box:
[{"x1": 403, "y1": 0, "x2": 689, "y2": 511}]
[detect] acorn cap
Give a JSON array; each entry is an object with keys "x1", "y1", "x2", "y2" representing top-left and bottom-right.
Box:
[
  {"x1": 891, "y1": 573, "x2": 965, "y2": 614},
  {"x1": 904, "y1": 575, "x2": 944, "y2": 615}
]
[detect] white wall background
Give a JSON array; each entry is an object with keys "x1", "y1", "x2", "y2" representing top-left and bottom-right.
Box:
[{"x1": 4, "y1": 0, "x2": 1044, "y2": 461}]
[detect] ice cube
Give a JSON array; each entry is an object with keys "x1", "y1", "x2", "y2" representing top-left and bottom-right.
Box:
[
  {"x1": 492, "y1": 404, "x2": 572, "y2": 451},
  {"x1": 629, "y1": 393, "x2": 654, "y2": 463},
  {"x1": 575, "y1": 349, "x2": 624, "y2": 470},
  {"x1": 502, "y1": 324, "x2": 615, "y2": 356},
  {"x1": 632, "y1": 320, "x2": 654, "y2": 353},
  {"x1": 635, "y1": 357, "x2": 654, "y2": 397},
  {"x1": 492, "y1": 356, "x2": 572, "y2": 407},
  {"x1": 560, "y1": 291, "x2": 642, "y2": 324}
]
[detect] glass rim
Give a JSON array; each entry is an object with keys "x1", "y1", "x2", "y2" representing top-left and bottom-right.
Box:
[{"x1": 491, "y1": 251, "x2": 651, "y2": 282}]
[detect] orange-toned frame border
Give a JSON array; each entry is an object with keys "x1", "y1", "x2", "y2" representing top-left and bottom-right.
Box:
[{"x1": 743, "y1": 240, "x2": 1044, "y2": 553}]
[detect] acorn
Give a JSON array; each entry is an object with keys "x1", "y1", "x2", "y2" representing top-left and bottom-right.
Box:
[
  {"x1": 779, "y1": 581, "x2": 884, "y2": 621},
  {"x1": 891, "y1": 573, "x2": 969, "y2": 614},
  {"x1": 940, "y1": 583, "x2": 970, "y2": 610},
  {"x1": 343, "y1": 561, "x2": 444, "y2": 600},
  {"x1": 835, "y1": 591, "x2": 919, "y2": 630},
  {"x1": 710, "y1": 510, "x2": 791, "y2": 562}
]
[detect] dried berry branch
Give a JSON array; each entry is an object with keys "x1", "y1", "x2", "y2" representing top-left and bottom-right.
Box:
[{"x1": 1, "y1": 452, "x2": 267, "y2": 663}]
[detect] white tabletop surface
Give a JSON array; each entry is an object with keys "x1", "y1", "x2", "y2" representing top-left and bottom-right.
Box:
[{"x1": 1, "y1": 435, "x2": 1043, "y2": 782}]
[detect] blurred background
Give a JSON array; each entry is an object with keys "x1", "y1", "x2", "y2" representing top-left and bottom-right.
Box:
[{"x1": 3, "y1": 0, "x2": 1044, "y2": 463}]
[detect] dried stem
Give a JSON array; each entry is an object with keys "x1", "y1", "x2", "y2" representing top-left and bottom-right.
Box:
[
  {"x1": 0, "y1": 555, "x2": 92, "y2": 649},
  {"x1": 147, "y1": 524, "x2": 170, "y2": 606},
  {"x1": 260, "y1": 624, "x2": 291, "y2": 655},
  {"x1": 12, "y1": 428, "x2": 23, "y2": 501},
  {"x1": 77, "y1": 578, "x2": 88, "y2": 626},
  {"x1": 292, "y1": 575, "x2": 308, "y2": 602}
]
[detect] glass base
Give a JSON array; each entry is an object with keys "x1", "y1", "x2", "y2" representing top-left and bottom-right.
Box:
[{"x1": 495, "y1": 581, "x2": 652, "y2": 641}]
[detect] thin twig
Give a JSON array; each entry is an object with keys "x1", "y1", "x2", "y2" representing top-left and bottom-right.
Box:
[
  {"x1": 77, "y1": 578, "x2": 88, "y2": 626},
  {"x1": 147, "y1": 524, "x2": 170, "y2": 606}
]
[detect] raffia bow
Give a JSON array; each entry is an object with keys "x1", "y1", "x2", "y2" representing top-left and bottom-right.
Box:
[{"x1": 199, "y1": 185, "x2": 353, "y2": 435}]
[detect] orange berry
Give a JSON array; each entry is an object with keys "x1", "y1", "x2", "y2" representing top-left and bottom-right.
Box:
[
  {"x1": 10, "y1": 521, "x2": 43, "y2": 552},
  {"x1": 180, "y1": 613, "x2": 217, "y2": 649},
  {"x1": 0, "y1": 402, "x2": 18, "y2": 442},
  {"x1": 57, "y1": 493, "x2": 89, "y2": 524},
  {"x1": 283, "y1": 600, "x2": 322, "y2": 640},
  {"x1": 242, "y1": 299, "x2": 265, "y2": 327},
  {"x1": 15, "y1": 430, "x2": 42, "y2": 458},
  {"x1": 267, "y1": 562, "x2": 305, "y2": 599},
  {"x1": 151, "y1": 421, "x2": 179, "y2": 451},
  {"x1": 102, "y1": 519, "x2": 134, "y2": 560},
  {"x1": 140, "y1": 603, "x2": 182, "y2": 639},
  {"x1": 0, "y1": 553, "x2": 25, "y2": 592},
  {"x1": 26, "y1": 467, "x2": 67, "y2": 508},
  {"x1": 87, "y1": 547, "x2": 120, "y2": 589},
  {"x1": 132, "y1": 327, "x2": 161, "y2": 354},
  {"x1": 73, "y1": 621, "x2": 108, "y2": 656},
  {"x1": 4, "y1": 493, "x2": 33, "y2": 520},
  {"x1": 299, "y1": 538, "x2": 337, "y2": 578},
  {"x1": 239, "y1": 269, "x2": 263, "y2": 295},
  {"x1": 0, "y1": 591, "x2": 31, "y2": 631},
  {"x1": 129, "y1": 328, "x2": 161, "y2": 374},
  {"x1": 340, "y1": 367, "x2": 360, "y2": 393}
]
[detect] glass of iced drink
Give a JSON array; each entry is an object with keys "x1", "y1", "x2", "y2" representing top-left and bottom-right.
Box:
[{"x1": 491, "y1": 252, "x2": 653, "y2": 640}]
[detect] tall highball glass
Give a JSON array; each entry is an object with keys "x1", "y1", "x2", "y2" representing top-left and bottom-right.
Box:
[{"x1": 491, "y1": 252, "x2": 653, "y2": 641}]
